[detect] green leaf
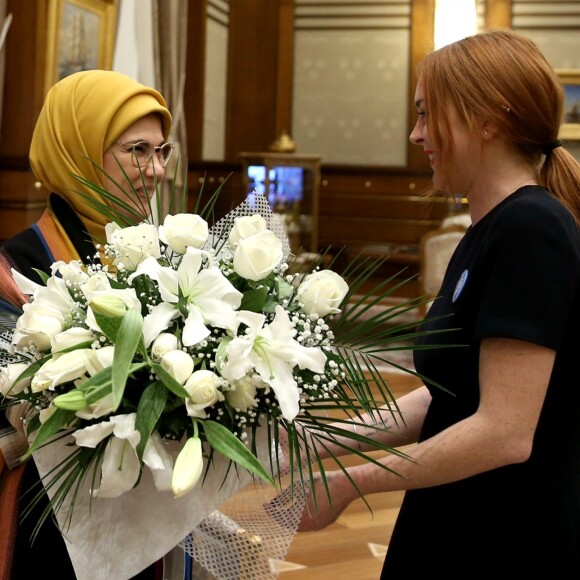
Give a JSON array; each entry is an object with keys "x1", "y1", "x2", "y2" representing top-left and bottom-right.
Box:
[
  {"x1": 202, "y1": 420, "x2": 275, "y2": 486},
  {"x1": 112, "y1": 308, "x2": 144, "y2": 411},
  {"x1": 78, "y1": 366, "x2": 112, "y2": 393},
  {"x1": 275, "y1": 275, "x2": 294, "y2": 302},
  {"x1": 135, "y1": 381, "x2": 168, "y2": 460},
  {"x1": 151, "y1": 362, "x2": 190, "y2": 398},
  {"x1": 22, "y1": 408, "x2": 76, "y2": 459},
  {"x1": 31, "y1": 268, "x2": 50, "y2": 285},
  {"x1": 93, "y1": 311, "x2": 123, "y2": 343},
  {"x1": 240, "y1": 286, "x2": 269, "y2": 312}
]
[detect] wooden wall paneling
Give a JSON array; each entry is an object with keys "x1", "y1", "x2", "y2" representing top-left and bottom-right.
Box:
[
  {"x1": 0, "y1": 1, "x2": 49, "y2": 243},
  {"x1": 485, "y1": 0, "x2": 512, "y2": 29},
  {"x1": 187, "y1": 161, "x2": 244, "y2": 217},
  {"x1": 225, "y1": 0, "x2": 285, "y2": 161},
  {"x1": 0, "y1": 172, "x2": 46, "y2": 244},
  {"x1": 0, "y1": 0, "x2": 48, "y2": 162},
  {"x1": 407, "y1": 0, "x2": 435, "y2": 172},
  {"x1": 274, "y1": 0, "x2": 294, "y2": 139}
]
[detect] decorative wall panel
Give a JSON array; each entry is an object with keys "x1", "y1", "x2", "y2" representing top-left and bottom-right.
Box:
[
  {"x1": 203, "y1": 0, "x2": 229, "y2": 161},
  {"x1": 512, "y1": 1, "x2": 580, "y2": 68},
  {"x1": 292, "y1": 0, "x2": 411, "y2": 166}
]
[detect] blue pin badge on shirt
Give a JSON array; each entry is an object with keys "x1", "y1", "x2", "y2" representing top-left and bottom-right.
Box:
[{"x1": 452, "y1": 269, "x2": 469, "y2": 303}]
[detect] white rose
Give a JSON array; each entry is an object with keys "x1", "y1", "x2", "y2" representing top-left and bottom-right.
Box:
[
  {"x1": 228, "y1": 214, "x2": 267, "y2": 249},
  {"x1": 51, "y1": 327, "x2": 96, "y2": 353},
  {"x1": 81, "y1": 271, "x2": 113, "y2": 295},
  {"x1": 12, "y1": 302, "x2": 66, "y2": 351},
  {"x1": 184, "y1": 370, "x2": 224, "y2": 418},
  {"x1": 105, "y1": 222, "x2": 161, "y2": 269},
  {"x1": 0, "y1": 362, "x2": 32, "y2": 397},
  {"x1": 233, "y1": 230, "x2": 283, "y2": 281},
  {"x1": 160, "y1": 213, "x2": 209, "y2": 254},
  {"x1": 51, "y1": 260, "x2": 89, "y2": 286},
  {"x1": 150, "y1": 333, "x2": 179, "y2": 362},
  {"x1": 31, "y1": 350, "x2": 90, "y2": 392},
  {"x1": 225, "y1": 375, "x2": 261, "y2": 412},
  {"x1": 161, "y1": 349, "x2": 194, "y2": 385},
  {"x1": 296, "y1": 270, "x2": 349, "y2": 316}
]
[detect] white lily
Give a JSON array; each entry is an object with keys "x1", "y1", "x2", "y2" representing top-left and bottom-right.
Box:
[
  {"x1": 142, "y1": 431, "x2": 174, "y2": 492},
  {"x1": 129, "y1": 247, "x2": 243, "y2": 347},
  {"x1": 51, "y1": 327, "x2": 95, "y2": 353},
  {"x1": 73, "y1": 413, "x2": 173, "y2": 497},
  {"x1": 0, "y1": 362, "x2": 32, "y2": 397},
  {"x1": 219, "y1": 305, "x2": 327, "y2": 421},
  {"x1": 72, "y1": 413, "x2": 140, "y2": 497},
  {"x1": 75, "y1": 346, "x2": 116, "y2": 419},
  {"x1": 30, "y1": 349, "x2": 91, "y2": 392}
]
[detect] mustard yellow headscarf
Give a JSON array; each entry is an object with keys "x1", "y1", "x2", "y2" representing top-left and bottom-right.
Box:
[{"x1": 29, "y1": 70, "x2": 172, "y2": 242}]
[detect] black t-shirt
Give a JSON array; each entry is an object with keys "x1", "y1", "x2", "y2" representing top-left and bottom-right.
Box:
[{"x1": 382, "y1": 186, "x2": 580, "y2": 577}]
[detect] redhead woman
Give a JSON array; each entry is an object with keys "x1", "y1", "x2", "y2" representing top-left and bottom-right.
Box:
[{"x1": 295, "y1": 30, "x2": 580, "y2": 578}]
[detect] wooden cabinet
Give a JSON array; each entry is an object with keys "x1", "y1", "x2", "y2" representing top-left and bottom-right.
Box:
[{"x1": 238, "y1": 152, "x2": 321, "y2": 255}]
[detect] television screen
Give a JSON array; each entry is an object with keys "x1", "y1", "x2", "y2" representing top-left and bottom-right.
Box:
[{"x1": 247, "y1": 165, "x2": 304, "y2": 210}]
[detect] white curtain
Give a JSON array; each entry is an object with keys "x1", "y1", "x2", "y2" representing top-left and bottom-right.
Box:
[
  {"x1": 112, "y1": 0, "x2": 188, "y2": 214},
  {"x1": 0, "y1": 1, "x2": 12, "y2": 137},
  {"x1": 152, "y1": 0, "x2": 189, "y2": 213}
]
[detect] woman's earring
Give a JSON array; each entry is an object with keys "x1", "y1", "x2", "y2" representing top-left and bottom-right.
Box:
[{"x1": 483, "y1": 130, "x2": 489, "y2": 137}]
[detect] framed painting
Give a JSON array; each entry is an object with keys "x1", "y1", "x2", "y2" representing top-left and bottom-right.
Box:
[
  {"x1": 557, "y1": 68, "x2": 580, "y2": 140},
  {"x1": 44, "y1": 0, "x2": 118, "y2": 94}
]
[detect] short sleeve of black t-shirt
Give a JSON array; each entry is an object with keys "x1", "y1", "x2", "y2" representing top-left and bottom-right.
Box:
[{"x1": 472, "y1": 187, "x2": 580, "y2": 350}]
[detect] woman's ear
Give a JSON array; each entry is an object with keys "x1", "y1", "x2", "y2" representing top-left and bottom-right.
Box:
[{"x1": 481, "y1": 120, "x2": 500, "y2": 140}]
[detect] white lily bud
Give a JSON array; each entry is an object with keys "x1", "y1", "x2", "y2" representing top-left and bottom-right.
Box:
[
  {"x1": 172, "y1": 436, "x2": 204, "y2": 498},
  {"x1": 90, "y1": 294, "x2": 127, "y2": 319}
]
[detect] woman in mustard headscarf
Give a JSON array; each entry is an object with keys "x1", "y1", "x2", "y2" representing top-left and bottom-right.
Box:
[{"x1": 0, "y1": 70, "x2": 172, "y2": 580}]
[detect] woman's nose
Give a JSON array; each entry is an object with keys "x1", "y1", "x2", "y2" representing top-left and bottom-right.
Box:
[
  {"x1": 144, "y1": 157, "x2": 165, "y2": 178},
  {"x1": 409, "y1": 121, "x2": 423, "y2": 145}
]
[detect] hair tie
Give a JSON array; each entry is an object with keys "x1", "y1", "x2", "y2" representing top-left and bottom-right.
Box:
[{"x1": 542, "y1": 140, "x2": 563, "y2": 155}]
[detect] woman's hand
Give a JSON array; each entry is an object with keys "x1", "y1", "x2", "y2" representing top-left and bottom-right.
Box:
[{"x1": 297, "y1": 471, "x2": 356, "y2": 532}]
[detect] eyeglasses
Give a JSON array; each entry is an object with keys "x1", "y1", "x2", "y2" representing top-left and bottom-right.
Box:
[{"x1": 125, "y1": 141, "x2": 175, "y2": 169}]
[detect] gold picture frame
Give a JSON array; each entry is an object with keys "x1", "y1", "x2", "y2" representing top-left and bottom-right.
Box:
[
  {"x1": 557, "y1": 68, "x2": 580, "y2": 141},
  {"x1": 44, "y1": 0, "x2": 118, "y2": 94}
]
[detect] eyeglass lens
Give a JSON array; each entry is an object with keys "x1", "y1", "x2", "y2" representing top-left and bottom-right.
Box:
[{"x1": 131, "y1": 141, "x2": 174, "y2": 168}]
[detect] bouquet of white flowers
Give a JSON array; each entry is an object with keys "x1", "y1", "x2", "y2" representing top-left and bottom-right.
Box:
[{"x1": 0, "y1": 182, "x2": 425, "y2": 578}]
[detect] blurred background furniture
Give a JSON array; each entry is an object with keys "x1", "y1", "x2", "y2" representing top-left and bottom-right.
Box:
[
  {"x1": 440, "y1": 211, "x2": 471, "y2": 231},
  {"x1": 418, "y1": 224, "x2": 466, "y2": 319}
]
